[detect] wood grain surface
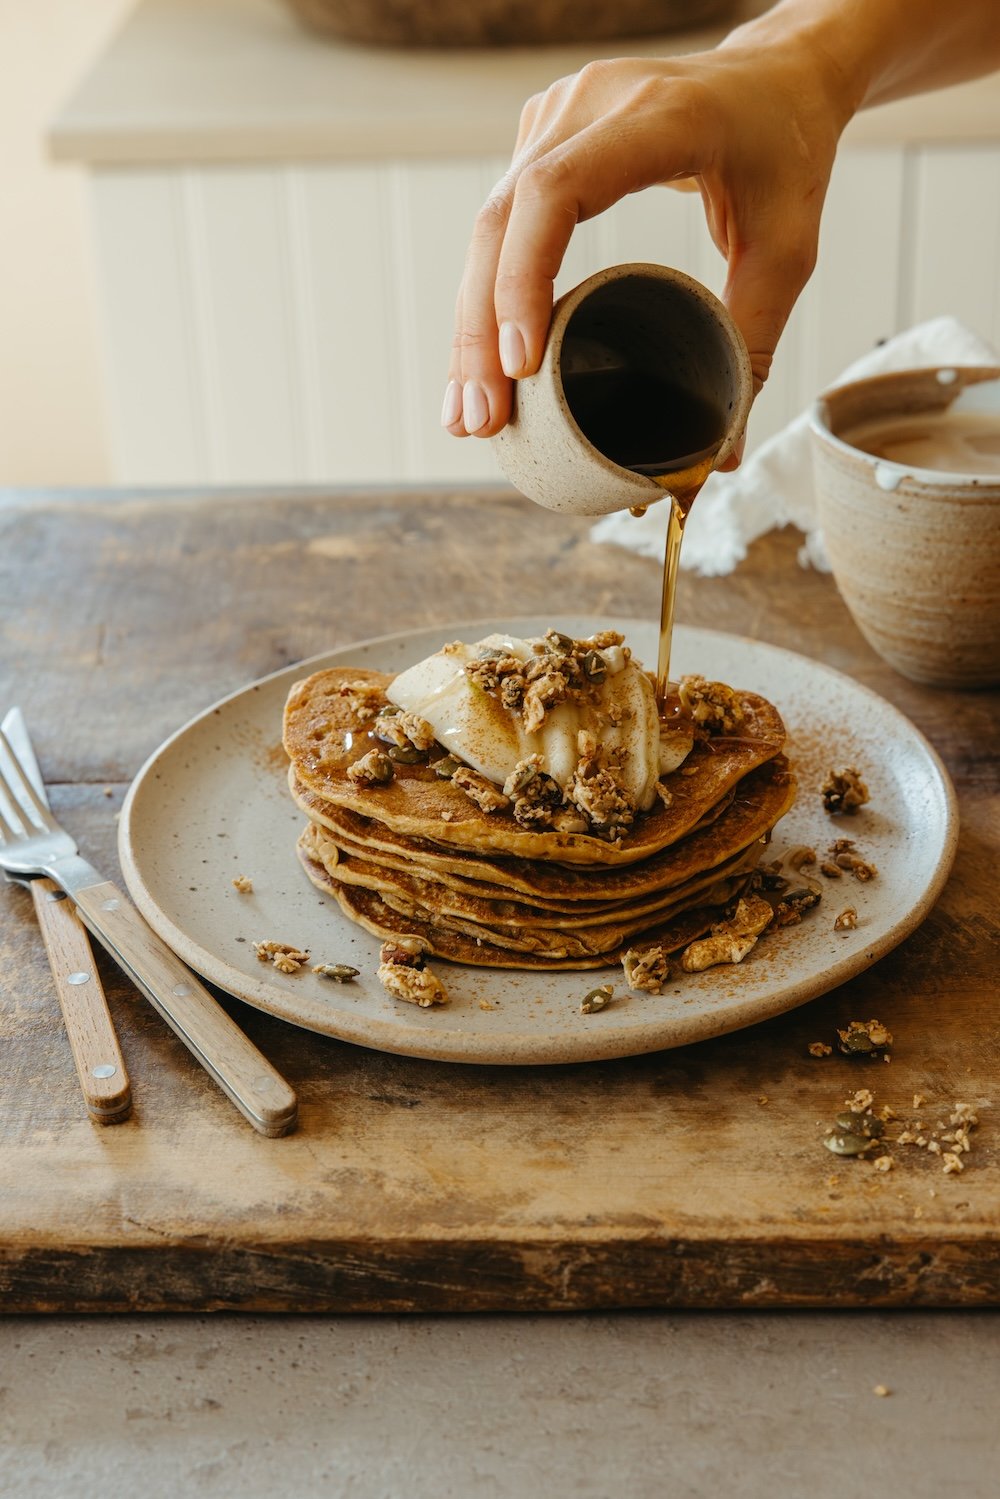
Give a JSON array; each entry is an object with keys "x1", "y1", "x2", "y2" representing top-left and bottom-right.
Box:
[{"x1": 1, "y1": 485, "x2": 998, "y2": 1312}]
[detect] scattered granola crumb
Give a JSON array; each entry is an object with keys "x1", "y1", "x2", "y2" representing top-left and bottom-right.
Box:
[
  {"x1": 478, "y1": 999, "x2": 495, "y2": 1011},
  {"x1": 820, "y1": 861, "x2": 843, "y2": 879},
  {"x1": 622, "y1": 943, "x2": 671, "y2": 994},
  {"x1": 872, "y1": 1385, "x2": 891, "y2": 1398},
  {"x1": 822, "y1": 766, "x2": 870, "y2": 816},
  {"x1": 942, "y1": 1152, "x2": 964, "y2": 1174},
  {"x1": 103, "y1": 786, "x2": 114, "y2": 798},
  {"x1": 232, "y1": 874, "x2": 254, "y2": 894},
  {"x1": 680, "y1": 894, "x2": 773, "y2": 973},
  {"x1": 834, "y1": 907, "x2": 858, "y2": 933},
  {"x1": 837, "y1": 1018, "x2": 893, "y2": 1057},
  {"x1": 253, "y1": 940, "x2": 309, "y2": 973},
  {"x1": 786, "y1": 845, "x2": 817, "y2": 871},
  {"x1": 913, "y1": 1092, "x2": 926, "y2": 1109},
  {"x1": 846, "y1": 1088, "x2": 875, "y2": 1113},
  {"x1": 757, "y1": 1095, "x2": 769, "y2": 1106},
  {"x1": 377, "y1": 940, "x2": 448, "y2": 1008},
  {"x1": 872, "y1": 1155, "x2": 893, "y2": 1173},
  {"x1": 808, "y1": 1041, "x2": 833, "y2": 1058}
]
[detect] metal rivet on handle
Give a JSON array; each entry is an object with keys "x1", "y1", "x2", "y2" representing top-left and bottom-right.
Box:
[
  {"x1": 67, "y1": 972, "x2": 91, "y2": 986},
  {"x1": 172, "y1": 983, "x2": 191, "y2": 997},
  {"x1": 253, "y1": 1075, "x2": 276, "y2": 1093},
  {"x1": 102, "y1": 898, "x2": 120, "y2": 911},
  {"x1": 92, "y1": 1064, "x2": 117, "y2": 1079}
]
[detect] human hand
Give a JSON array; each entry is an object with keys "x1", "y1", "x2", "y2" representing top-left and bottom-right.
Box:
[{"x1": 442, "y1": 34, "x2": 853, "y2": 441}]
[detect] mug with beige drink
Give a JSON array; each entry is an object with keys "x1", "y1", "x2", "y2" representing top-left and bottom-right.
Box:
[{"x1": 810, "y1": 366, "x2": 1000, "y2": 689}]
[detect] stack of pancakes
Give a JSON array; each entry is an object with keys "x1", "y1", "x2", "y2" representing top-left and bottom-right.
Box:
[{"x1": 283, "y1": 664, "x2": 795, "y2": 971}]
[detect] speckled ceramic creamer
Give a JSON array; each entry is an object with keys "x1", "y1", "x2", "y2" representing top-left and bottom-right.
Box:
[
  {"x1": 810, "y1": 366, "x2": 1000, "y2": 689},
  {"x1": 492, "y1": 263, "x2": 753, "y2": 517}
]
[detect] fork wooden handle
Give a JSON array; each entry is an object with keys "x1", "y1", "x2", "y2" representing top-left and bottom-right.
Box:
[
  {"x1": 31, "y1": 878, "x2": 132, "y2": 1124},
  {"x1": 70, "y1": 878, "x2": 297, "y2": 1137}
]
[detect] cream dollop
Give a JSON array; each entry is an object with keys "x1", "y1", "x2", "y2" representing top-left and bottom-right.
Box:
[{"x1": 387, "y1": 633, "x2": 686, "y2": 812}]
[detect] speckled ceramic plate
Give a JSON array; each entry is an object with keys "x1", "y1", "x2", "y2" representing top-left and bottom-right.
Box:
[{"x1": 118, "y1": 619, "x2": 958, "y2": 1065}]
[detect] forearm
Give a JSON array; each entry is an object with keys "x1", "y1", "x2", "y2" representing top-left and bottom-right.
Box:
[{"x1": 725, "y1": 0, "x2": 1000, "y2": 120}]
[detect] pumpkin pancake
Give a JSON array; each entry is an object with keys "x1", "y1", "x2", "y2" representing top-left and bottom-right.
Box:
[
  {"x1": 290, "y1": 756, "x2": 795, "y2": 906},
  {"x1": 284, "y1": 666, "x2": 786, "y2": 867},
  {"x1": 298, "y1": 840, "x2": 732, "y2": 971}
]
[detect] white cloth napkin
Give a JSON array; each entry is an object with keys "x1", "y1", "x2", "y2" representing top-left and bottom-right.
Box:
[{"x1": 590, "y1": 316, "x2": 999, "y2": 575}]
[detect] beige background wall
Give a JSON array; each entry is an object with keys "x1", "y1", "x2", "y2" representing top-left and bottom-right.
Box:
[{"x1": 0, "y1": 0, "x2": 132, "y2": 486}]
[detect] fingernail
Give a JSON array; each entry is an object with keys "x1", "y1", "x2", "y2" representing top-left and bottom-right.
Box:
[
  {"x1": 499, "y1": 322, "x2": 527, "y2": 378},
  {"x1": 462, "y1": 381, "x2": 490, "y2": 433},
  {"x1": 441, "y1": 380, "x2": 463, "y2": 428}
]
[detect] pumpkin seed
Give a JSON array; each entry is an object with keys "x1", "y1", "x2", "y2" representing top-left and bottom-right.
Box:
[
  {"x1": 433, "y1": 754, "x2": 461, "y2": 779},
  {"x1": 824, "y1": 1131, "x2": 875, "y2": 1157},
  {"x1": 545, "y1": 631, "x2": 575, "y2": 655},
  {"x1": 580, "y1": 985, "x2": 613, "y2": 1014},
  {"x1": 313, "y1": 963, "x2": 360, "y2": 983},
  {"x1": 388, "y1": 744, "x2": 426, "y2": 765},
  {"x1": 581, "y1": 650, "x2": 607, "y2": 683},
  {"x1": 508, "y1": 763, "x2": 538, "y2": 794},
  {"x1": 835, "y1": 1111, "x2": 884, "y2": 1139}
]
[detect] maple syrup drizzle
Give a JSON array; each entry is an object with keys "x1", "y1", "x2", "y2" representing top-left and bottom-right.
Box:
[{"x1": 647, "y1": 453, "x2": 719, "y2": 706}]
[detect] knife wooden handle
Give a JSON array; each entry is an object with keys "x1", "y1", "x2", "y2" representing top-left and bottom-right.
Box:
[
  {"x1": 31, "y1": 878, "x2": 132, "y2": 1124},
  {"x1": 71, "y1": 878, "x2": 297, "y2": 1137}
]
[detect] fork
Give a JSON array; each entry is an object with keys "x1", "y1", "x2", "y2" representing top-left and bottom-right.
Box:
[{"x1": 0, "y1": 721, "x2": 298, "y2": 1137}]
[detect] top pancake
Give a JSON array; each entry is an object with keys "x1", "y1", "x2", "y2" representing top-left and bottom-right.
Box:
[{"x1": 284, "y1": 666, "x2": 787, "y2": 868}]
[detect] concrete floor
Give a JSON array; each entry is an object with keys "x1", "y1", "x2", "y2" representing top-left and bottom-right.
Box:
[{"x1": 1, "y1": 1312, "x2": 996, "y2": 1498}]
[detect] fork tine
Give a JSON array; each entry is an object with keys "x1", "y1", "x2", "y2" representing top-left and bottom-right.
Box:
[{"x1": 0, "y1": 727, "x2": 56, "y2": 834}]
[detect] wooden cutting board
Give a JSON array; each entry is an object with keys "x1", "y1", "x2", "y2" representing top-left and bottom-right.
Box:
[{"x1": 1, "y1": 486, "x2": 997, "y2": 1312}]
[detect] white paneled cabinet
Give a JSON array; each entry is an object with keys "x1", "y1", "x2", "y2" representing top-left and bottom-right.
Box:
[{"x1": 88, "y1": 143, "x2": 1000, "y2": 486}]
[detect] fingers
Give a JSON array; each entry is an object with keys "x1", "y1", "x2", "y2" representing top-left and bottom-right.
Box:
[
  {"x1": 444, "y1": 185, "x2": 516, "y2": 438},
  {"x1": 722, "y1": 229, "x2": 819, "y2": 395}
]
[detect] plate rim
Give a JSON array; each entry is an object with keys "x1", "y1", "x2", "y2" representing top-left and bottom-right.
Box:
[{"x1": 118, "y1": 618, "x2": 960, "y2": 1065}]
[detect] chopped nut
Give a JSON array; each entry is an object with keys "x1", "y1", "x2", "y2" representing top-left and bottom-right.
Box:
[
  {"x1": 622, "y1": 944, "x2": 671, "y2": 994},
  {"x1": 808, "y1": 1041, "x2": 833, "y2": 1058},
  {"x1": 834, "y1": 907, "x2": 858, "y2": 933},
  {"x1": 451, "y1": 766, "x2": 510, "y2": 814},
  {"x1": 786, "y1": 845, "x2": 817, "y2": 871},
  {"x1": 253, "y1": 940, "x2": 310, "y2": 973},
  {"x1": 819, "y1": 861, "x2": 843, "y2": 879},
  {"x1": 678, "y1": 674, "x2": 745, "y2": 733},
  {"x1": 942, "y1": 1151, "x2": 964, "y2": 1174},
  {"x1": 336, "y1": 679, "x2": 384, "y2": 720},
  {"x1": 846, "y1": 1088, "x2": 875, "y2": 1113},
  {"x1": 822, "y1": 766, "x2": 870, "y2": 816},
  {"x1": 347, "y1": 748, "x2": 394, "y2": 786},
  {"x1": 680, "y1": 895, "x2": 773, "y2": 973},
  {"x1": 872, "y1": 1155, "x2": 893, "y2": 1173},
  {"x1": 231, "y1": 874, "x2": 254, "y2": 893}
]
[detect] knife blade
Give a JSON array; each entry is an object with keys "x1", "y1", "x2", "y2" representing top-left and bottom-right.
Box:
[{"x1": 1, "y1": 709, "x2": 132, "y2": 1123}]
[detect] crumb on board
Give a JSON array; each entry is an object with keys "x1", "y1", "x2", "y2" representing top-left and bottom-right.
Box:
[
  {"x1": 808, "y1": 1041, "x2": 833, "y2": 1058},
  {"x1": 873, "y1": 1385, "x2": 891, "y2": 1398},
  {"x1": 232, "y1": 874, "x2": 254, "y2": 893}
]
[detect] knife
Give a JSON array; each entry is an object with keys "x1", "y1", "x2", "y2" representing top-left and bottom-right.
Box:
[{"x1": 1, "y1": 709, "x2": 132, "y2": 1123}]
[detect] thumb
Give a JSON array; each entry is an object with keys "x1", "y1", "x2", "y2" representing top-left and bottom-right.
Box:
[{"x1": 722, "y1": 232, "x2": 817, "y2": 395}]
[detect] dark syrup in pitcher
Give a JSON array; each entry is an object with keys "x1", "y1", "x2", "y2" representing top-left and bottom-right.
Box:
[{"x1": 563, "y1": 365, "x2": 726, "y2": 703}]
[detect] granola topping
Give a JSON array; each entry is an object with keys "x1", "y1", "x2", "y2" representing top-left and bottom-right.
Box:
[
  {"x1": 346, "y1": 748, "x2": 395, "y2": 786},
  {"x1": 254, "y1": 940, "x2": 310, "y2": 974},
  {"x1": 385, "y1": 630, "x2": 669, "y2": 823},
  {"x1": 677, "y1": 675, "x2": 745, "y2": 734},
  {"x1": 451, "y1": 766, "x2": 510, "y2": 814}
]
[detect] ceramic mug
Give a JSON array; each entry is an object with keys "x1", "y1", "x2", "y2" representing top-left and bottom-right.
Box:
[
  {"x1": 810, "y1": 366, "x2": 1000, "y2": 689},
  {"x1": 492, "y1": 262, "x2": 753, "y2": 517}
]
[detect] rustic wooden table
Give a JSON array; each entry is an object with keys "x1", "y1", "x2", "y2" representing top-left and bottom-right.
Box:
[{"x1": 1, "y1": 484, "x2": 997, "y2": 1313}]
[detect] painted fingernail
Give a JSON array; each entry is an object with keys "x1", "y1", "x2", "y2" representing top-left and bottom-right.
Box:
[
  {"x1": 499, "y1": 322, "x2": 527, "y2": 378},
  {"x1": 441, "y1": 379, "x2": 464, "y2": 428},
  {"x1": 462, "y1": 381, "x2": 490, "y2": 434}
]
